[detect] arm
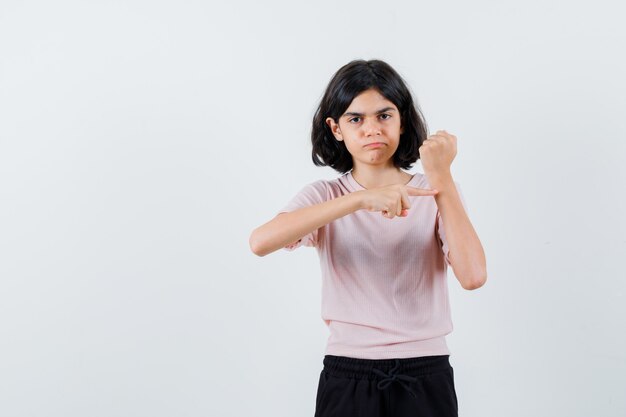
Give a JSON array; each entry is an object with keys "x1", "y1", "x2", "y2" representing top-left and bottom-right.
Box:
[
  {"x1": 249, "y1": 192, "x2": 363, "y2": 257},
  {"x1": 430, "y1": 172, "x2": 487, "y2": 290}
]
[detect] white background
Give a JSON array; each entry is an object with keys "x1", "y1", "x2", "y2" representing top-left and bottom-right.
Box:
[{"x1": 1, "y1": 1, "x2": 625, "y2": 416}]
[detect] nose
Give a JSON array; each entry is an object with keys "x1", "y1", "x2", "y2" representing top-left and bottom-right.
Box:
[{"x1": 362, "y1": 116, "x2": 382, "y2": 136}]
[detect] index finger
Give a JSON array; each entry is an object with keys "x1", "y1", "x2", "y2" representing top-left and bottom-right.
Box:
[
  {"x1": 405, "y1": 186, "x2": 439, "y2": 196},
  {"x1": 400, "y1": 187, "x2": 411, "y2": 209}
]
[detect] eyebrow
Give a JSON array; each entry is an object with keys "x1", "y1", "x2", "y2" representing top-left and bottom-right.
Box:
[{"x1": 342, "y1": 107, "x2": 397, "y2": 118}]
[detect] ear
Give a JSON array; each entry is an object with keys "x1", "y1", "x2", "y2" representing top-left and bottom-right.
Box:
[{"x1": 326, "y1": 117, "x2": 343, "y2": 141}]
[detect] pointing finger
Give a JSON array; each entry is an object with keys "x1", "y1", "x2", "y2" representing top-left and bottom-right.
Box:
[
  {"x1": 400, "y1": 188, "x2": 411, "y2": 210},
  {"x1": 405, "y1": 186, "x2": 439, "y2": 196}
]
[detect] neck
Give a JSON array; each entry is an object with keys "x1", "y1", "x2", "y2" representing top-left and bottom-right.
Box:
[{"x1": 350, "y1": 165, "x2": 412, "y2": 189}]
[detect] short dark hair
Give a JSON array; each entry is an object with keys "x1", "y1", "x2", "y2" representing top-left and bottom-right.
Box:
[{"x1": 311, "y1": 59, "x2": 429, "y2": 174}]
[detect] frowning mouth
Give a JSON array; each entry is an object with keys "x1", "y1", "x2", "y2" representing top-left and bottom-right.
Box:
[{"x1": 364, "y1": 142, "x2": 385, "y2": 148}]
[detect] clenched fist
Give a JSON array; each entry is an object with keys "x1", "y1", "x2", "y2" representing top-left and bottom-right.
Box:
[{"x1": 419, "y1": 130, "x2": 457, "y2": 178}]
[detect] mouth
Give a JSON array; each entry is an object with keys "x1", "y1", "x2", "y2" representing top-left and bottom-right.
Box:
[{"x1": 364, "y1": 142, "x2": 385, "y2": 148}]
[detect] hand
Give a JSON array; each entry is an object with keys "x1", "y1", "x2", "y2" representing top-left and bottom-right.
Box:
[
  {"x1": 419, "y1": 130, "x2": 457, "y2": 178},
  {"x1": 359, "y1": 184, "x2": 439, "y2": 219}
]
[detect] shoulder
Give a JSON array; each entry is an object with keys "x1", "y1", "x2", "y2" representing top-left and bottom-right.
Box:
[
  {"x1": 300, "y1": 178, "x2": 330, "y2": 193},
  {"x1": 302, "y1": 175, "x2": 346, "y2": 192},
  {"x1": 289, "y1": 174, "x2": 351, "y2": 202}
]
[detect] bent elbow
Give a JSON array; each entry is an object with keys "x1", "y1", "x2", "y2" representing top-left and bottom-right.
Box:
[
  {"x1": 462, "y1": 281, "x2": 482, "y2": 291},
  {"x1": 462, "y1": 272, "x2": 487, "y2": 291},
  {"x1": 249, "y1": 231, "x2": 268, "y2": 257}
]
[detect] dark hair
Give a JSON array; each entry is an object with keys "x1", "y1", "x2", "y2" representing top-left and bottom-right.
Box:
[{"x1": 311, "y1": 59, "x2": 429, "y2": 174}]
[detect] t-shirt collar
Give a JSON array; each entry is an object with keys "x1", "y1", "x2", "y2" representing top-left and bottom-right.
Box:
[{"x1": 346, "y1": 170, "x2": 420, "y2": 191}]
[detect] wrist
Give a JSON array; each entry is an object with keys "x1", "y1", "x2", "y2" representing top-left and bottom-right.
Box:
[
  {"x1": 426, "y1": 170, "x2": 454, "y2": 189},
  {"x1": 350, "y1": 190, "x2": 366, "y2": 211}
]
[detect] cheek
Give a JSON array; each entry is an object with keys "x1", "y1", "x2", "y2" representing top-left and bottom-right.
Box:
[
  {"x1": 343, "y1": 140, "x2": 359, "y2": 154},
  {"x1": 382, "y1": 125, "x2": 401, "y2": 137}
]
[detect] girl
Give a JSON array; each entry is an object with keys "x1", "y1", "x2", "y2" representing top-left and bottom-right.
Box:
[{"x1": 249, "y1": 59, "x2": 487, "y2": 417}]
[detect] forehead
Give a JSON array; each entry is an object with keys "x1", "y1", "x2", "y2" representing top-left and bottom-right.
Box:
[{"x1": 345, "y1": 89, "x2": 397, "y2": 112}]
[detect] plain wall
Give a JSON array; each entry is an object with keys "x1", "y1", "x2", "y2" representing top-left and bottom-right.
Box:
[{"x1": 1, "y1": 0, "x2": 624, "y2": 416}]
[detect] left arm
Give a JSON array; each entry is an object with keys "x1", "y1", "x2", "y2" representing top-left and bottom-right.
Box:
[
  {"x1": 420, "y1": 130, "x2": 487, "y2": 290},
  {"x1": 429, "y1": 172, "x2": 487, "y2": 290}
]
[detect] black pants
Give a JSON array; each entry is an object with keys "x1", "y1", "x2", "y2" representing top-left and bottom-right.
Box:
[{"x1": 314, "y1": 354, "x2": 458, "y2": 417}]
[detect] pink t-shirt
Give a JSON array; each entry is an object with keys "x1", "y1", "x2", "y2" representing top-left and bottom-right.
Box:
[{"x1": 278, "y1": 170, "x2": 467, "y2": 359}]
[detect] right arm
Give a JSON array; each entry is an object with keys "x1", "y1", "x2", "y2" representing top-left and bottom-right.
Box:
[{"x1": 249, "y1": 192, "x2": 364, "y2": 257}]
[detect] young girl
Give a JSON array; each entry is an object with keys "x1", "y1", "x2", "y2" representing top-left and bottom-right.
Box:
[{"x1": 249, "y1": 59, "x2": 487, "y2": 417}]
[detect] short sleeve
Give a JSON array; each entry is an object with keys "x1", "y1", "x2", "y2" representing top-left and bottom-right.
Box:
[
  {"x1": 277, "y1": 180, "x2": 328, "y2": 251},
  {"x1": 436, "y1": 181, "x2": 468, "y2": 265}
]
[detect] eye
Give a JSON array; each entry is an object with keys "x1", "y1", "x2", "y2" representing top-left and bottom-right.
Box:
[{"x1": 348, "y1": 114, "x2": 391, "y2": 123}]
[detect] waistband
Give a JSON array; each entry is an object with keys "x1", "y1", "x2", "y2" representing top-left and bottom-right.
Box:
[{"x1": 322, "y1": 354, "x2": 451, "y2": 399}]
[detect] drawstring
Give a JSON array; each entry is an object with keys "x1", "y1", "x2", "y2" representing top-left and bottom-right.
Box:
[{"x1": 371, "y1": 359, "x2": 418, "y2": 399}]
